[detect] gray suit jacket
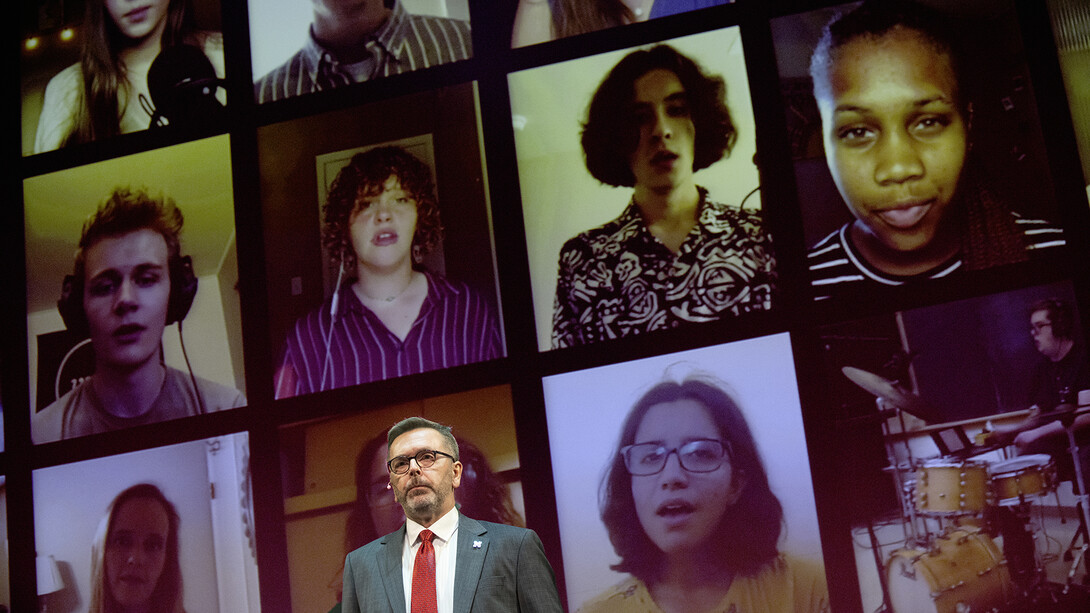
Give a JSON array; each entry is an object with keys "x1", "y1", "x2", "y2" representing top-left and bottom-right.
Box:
[{"x1": 341, "y1": 514, "x2": 564, "y2": 613}]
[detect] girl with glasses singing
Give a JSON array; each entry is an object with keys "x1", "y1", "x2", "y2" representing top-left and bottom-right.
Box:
[{"x1": 581, "y1": 377, "x2": 828, "y2": 613}]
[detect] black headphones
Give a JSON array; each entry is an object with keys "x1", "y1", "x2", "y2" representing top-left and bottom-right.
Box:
[
  {"x1": 57, "y1": 252, "x2": 198, "y2": 339},
  {"x1": 1034, "y1": 298, "x2": 1076, "y2": 341}
]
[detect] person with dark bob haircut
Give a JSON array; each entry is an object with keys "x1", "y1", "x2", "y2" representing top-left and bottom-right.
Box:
[
  {"x1": 805, "y1": 0, "x2": 1064, "y2": 301},
  {"x1": 581, "y1": 377, "x2": 827, "y2": 612},
  {"x1": 552, "y1": 45, "x2": 775, "y2": 348},
  {"x1": 581, "y1": 45, "x2": 735, "y2": 188},
  {"x1": 275, "y1": 146, "x2": 501, "y2": 398}
]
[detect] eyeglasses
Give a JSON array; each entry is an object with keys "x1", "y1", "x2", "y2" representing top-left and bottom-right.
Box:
[
  {"x1": 1030, "y1": 321, "x2": 1052, "y2": 335},
  {"x1": 621, "y1": 439, "x2": 731, "y2": 476},
  {"x1": 387, "y1": 449, "x2": 455, "y2": 475}
]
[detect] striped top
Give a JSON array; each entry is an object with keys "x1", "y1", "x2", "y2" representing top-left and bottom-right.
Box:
[
  {"x1": 274, "y1": 271, "x2": 501, "y2": 398},
  {"x1": 807, "y1": 213, "x2": 1066, "y2": 301},
  {"x1": 254, "y1": 2, "x2": 472, "y2": 104}
]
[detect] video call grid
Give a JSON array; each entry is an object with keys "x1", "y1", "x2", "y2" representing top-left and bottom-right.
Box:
[{"x1": 6, "y1": 1, "x2": 1090, "y2": 612}]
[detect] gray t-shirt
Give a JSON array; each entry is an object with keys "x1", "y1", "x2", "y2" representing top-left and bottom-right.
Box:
[{"x1": 32, "y1": 366, "x2": 245, "y2": 443}]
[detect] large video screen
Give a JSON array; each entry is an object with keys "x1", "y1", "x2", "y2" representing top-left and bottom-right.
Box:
[{"x1": 6, "y1": 0, "x2": 1090, "y2": 611}]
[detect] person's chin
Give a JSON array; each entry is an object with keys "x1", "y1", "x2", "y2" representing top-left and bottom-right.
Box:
[
  {"x1": 650, "y1": 533, "x2": 701, "y2": 556},
  {"x1": 859, "y1": 220, "x2": 936, "y2": 255},
  {"x1": 361, "y1": 252, "x2": 410, "y2": 272},
  {"x1": 100, "y1": 347, "x2": 160, "y2": 371},
  {"x1": 882, "y1": 230, "x2": 938, "y2": 254},
  {"x1": 121, "y1": 24, "x2": 154, "y2": 39},
  {"x1": 641, "y1": 176, "x2": 682, "y2": 195},
  {"x1": 112, "y1": 586, "x2": 152, "y2": 608},
  {"x1": 407, "y1": 491, "x2": 436, "y2": 509}
]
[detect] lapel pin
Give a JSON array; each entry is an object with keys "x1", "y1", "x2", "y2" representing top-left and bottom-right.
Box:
[{"x1": 473, "y1": 540, "x2": 483, "y2": 549}]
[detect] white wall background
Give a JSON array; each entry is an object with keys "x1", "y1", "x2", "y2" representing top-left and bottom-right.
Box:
[
  {"x1": 541, "y1": 333, "x2": 823, "y2": 611},
  {"x1": 508, "y1": 26, "x2": 762, "y2": 349}
]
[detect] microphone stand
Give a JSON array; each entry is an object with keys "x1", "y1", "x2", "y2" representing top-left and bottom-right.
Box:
[
  {"x1": 1060, "y1": 407, "x2": 1090, "y2": 588},
  {"x1": 874, "y1": 398, "x2": 916, "y2": 613}
]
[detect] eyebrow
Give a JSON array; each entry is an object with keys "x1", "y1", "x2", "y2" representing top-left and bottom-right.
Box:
[
  {"x1": 632, "y1": 437, "x2": 715, "y2": 446},
  {"x1": 633, "y1": 91, "x2": 688, "y2": 107},
  {"x1": 833, "y1": 95, "x2": 957, "y2": 115},
  {"x1": 89, "y1": 262, "x2": 165, "y2": 280},
  {"x1": 389, "y1": 447, "x2": 434, "y2": 459}
]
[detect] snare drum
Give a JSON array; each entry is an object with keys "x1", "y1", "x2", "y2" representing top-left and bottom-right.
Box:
[
  {"x1": 887, "y1": 528, "x2": 1012, "y2": 613},
  {"x1": 914, "y1": 459, "x2": 992, "y2": 515},
  {"x1": 989, "y1": 454, "x2": 1055, "y2": 506}
]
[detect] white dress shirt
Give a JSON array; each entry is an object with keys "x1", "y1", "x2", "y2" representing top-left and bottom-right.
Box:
[{"x1": 403, "y1": 507, "x2": 459, "y2": 613}]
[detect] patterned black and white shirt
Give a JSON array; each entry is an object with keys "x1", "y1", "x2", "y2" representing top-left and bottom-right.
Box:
[
  {"x1": 551, "y1": 188, "x2": 776, "y2": 348},
  {"x1": 807, "y1": 213, "x2": 1066, "y2": 301},
  {"x1": 254, "y1": 1, "x2": 472, "y2": 103}
]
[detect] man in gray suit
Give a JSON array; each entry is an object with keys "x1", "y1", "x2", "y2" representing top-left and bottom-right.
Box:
[{"x1": 342, "y1": 417, "x2": 564, "y2": 612}]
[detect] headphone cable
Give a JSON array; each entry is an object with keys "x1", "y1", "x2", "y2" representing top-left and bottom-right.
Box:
[
  {"x1": 177, "y1": 319, "x2": 209, "y2": 415},
  {"x1": 319, "y1": 261, "x2": 347, "y2": 392}
]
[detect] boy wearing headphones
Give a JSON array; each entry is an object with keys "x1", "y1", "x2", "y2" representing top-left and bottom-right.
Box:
[
  {"x1": 32, "y1": 188, "x2": 245, "y2": 443},
  {"x1": 988, "y1": 298, "x2": 1090, "y2": 587},
  {"x1": 1014, "y1": 299, "x2": 1090, "y2": 446}
]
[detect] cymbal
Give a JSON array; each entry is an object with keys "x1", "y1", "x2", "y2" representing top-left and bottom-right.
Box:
[{"x1": 841, "y1": 366, "x2": 943, "y2": 423}]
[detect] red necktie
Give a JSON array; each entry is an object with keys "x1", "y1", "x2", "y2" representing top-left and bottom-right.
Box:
[{"x1": 411, "y1": 529, "x2": 437, "y2": 613}]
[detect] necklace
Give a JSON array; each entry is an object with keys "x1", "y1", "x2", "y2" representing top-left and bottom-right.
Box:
[{"x1": 358, "y1": 275, "x2": 413, "y2": 303}]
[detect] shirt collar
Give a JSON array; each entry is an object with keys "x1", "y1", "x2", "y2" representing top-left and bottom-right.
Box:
[
  {"x1": 623, "y1": 186, "x2": 710, "y2": 223},
  {"x1": 405, "y1": 506, "x2": 459, "y2": 545},
  {"x1": 301, "y1": 2, "x2": 410, "y2": 77},
  {"x1": 839, "y1": 223, "x2": 962, "y2": 284},
  {"x1": 620, "y1": 186, "x2": 711, "y2": 246},
  {"x1": 373, "y1": 1, "x2": 409, "y2": 59}
]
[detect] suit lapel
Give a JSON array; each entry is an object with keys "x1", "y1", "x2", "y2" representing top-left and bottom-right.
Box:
[
  {"x1": 453, "y1": 515, "x2": 488, "y2": 613},
  {"x1": 379, "y1": 525, "x2": 407, "y2": 611}
]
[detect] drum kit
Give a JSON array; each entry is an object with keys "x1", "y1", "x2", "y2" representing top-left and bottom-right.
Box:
[{"x1": 843, "y1": 367, "x2": 1090, "y2": 613}]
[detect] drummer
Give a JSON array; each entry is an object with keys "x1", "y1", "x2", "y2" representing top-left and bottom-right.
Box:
[
  {"x1": 994, "y1": 299, "x2": 1090, "y2": 453},
  {"x1": 991, "y1": 298, "x2": 1090, "y2": 588}
]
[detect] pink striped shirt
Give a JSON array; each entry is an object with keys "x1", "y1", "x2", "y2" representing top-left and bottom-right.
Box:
[{"x1": 274, "y1": 271, "x2": 501, "y2": 398}]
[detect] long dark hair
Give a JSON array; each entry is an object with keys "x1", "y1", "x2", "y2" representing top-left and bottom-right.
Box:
[
  {"x1": 64, "y1": 0, "x2": 197, "y2": 146},
  {"x1": 600, "y1": 378, "x2": 783, "y2": 583}
]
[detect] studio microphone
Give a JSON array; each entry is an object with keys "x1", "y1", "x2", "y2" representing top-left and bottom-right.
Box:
[{"x1": 146, "y1": 44, "x2": 226, "y2": 129}]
